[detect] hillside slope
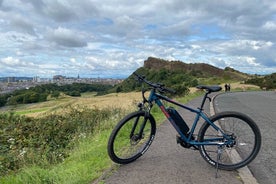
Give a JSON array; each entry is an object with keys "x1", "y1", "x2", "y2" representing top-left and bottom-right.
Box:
[
  {"x1": 112, "y1": 57, "x2": 251, "y2": 93},
  {"x1": 144, "y1": 57, "x2": 250, "y2": 80}
]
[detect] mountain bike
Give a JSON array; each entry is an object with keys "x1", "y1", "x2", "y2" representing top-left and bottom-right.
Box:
[{"x1": 107, "y1": 72, "x2": 261, "y2": 172}]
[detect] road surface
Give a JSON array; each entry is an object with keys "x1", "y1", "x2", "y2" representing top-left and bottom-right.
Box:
[{"x1": 214, "y1": 91, "x2": 276, "y2": 184}]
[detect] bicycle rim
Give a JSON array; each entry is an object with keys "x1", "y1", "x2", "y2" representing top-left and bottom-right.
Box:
[
  {"x1": 198, "y1": 112, "x2": 261, "y2": 170},
  {"x1": 108, "y1": 111, "x2": 156, "y2": 164}
]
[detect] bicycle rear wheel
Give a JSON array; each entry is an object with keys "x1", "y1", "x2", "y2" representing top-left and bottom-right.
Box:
[
  {"x1": 107, "y1": 111, "x2": 156, "y2": 164},
  {"x1": 198, "y1": 111, "x2": 261, "y2": 170}
]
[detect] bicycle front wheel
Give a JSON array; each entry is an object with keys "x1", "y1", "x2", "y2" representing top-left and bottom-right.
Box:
[
  {"x1": 107, "y1": 111, "x2": 156, "y2": 164},
  {"x1": 198, "y1": 111, "x2": 261, "y2": 170}
]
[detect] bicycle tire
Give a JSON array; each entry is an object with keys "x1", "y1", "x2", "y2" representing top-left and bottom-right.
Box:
[
  {"x1": 107, "y1": 110, "x2": 156, "y2": 164},
  {"x1": 198, "y1": 111, "x2": 261, "y2": 170}
]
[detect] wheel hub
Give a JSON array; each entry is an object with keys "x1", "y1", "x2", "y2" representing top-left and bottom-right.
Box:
[{"x1": 226, "y1": 134, "x2": 237, "y2": 148}]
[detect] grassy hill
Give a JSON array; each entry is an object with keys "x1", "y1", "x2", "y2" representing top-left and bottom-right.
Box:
[
  {"x1": 112, "y1": 57, "x2": 251, "y2": 94},
  {"x1": 245, "y1": 73, "x2": 276, "y2": 90},
  {"x1": 143, "y1": 57, "x2": 250, "y2": 80}
]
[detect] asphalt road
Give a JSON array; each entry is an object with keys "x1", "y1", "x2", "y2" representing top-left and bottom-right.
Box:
[
  {"x1": 214, "y1": 91, "x2": 276, "y2": 184},
  {"x1": 102, "y1": 95, "x2": 243, "y2": 184}
]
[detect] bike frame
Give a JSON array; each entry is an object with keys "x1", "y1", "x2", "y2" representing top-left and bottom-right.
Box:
[{"x1": 147, "y1": 89, "x2": 232, "y2": 146}]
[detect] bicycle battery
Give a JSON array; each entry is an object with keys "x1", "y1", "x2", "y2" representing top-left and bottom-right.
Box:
[{"x1": 167, "y1": 107, "x2": 190, "y2": 135}]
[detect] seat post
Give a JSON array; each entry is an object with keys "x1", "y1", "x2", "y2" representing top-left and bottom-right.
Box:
[{"x1": 199, "y1": 91, "x2": 210, "y2": 110}]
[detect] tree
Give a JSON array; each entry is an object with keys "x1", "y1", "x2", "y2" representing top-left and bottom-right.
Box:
[
  {"x1": 0, "y1": 95, "x2": 7, "y2": 107},
  {"x1": 66, "y1": 91, "x2": 81, "y2": 97},
  {"x1": 51, "y1": 91, "x2": 60, "y2": 98}
]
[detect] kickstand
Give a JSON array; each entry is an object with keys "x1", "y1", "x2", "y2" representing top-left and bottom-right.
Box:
[{"x1": 215, "y1": 145, "x2": 223, "y2": 178}]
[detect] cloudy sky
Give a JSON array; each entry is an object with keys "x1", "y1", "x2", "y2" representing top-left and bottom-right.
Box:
[{"x1": 0, "y1": 0, "x2": 276, "y2": 78}]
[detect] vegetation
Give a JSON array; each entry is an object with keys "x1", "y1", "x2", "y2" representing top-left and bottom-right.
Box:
[
  {"x1": 245, "y1": 73, "x2": 276, "y2": 90},
  {"x1": 0, "y1": 105, "x2": 125, "y2": 179},
  {"x1": 0, "y1": 83, "x2": 113, "y2": 107},
  {"x1": 111, "y1": 67, "x2": 198, "y2": 96},
  {"x1": 143, "y1": 57, "x2": 251, "y2": 81},
  {"x1": 0, "y1": 88, "x2": 204, "y2": 183},
  {"x1": 110, "y1": 57, "x2": 256, "y2": 95}
]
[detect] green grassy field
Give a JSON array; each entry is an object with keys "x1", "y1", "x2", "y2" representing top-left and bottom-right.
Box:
[{"x1": 0, "y1": 84, "x2": 260, "y2": 184}]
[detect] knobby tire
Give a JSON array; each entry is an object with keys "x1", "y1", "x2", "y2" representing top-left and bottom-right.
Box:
[{"x1": 107, "y1": 111, "x2": 156, "y2": 164}]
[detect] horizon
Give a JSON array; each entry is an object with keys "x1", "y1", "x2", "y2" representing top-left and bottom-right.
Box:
[
  {"x1": 1, "y1": 1, "x2": 276, "y2": 78},
  {"x1": 0, "y1": 59, "x2": 275, "y2": 79},
  {"x1": 0, "y1": 75, "x2": 126, "y2": 79}
]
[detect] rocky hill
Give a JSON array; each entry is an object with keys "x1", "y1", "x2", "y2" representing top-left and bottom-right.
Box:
[
  {"x1": 111, "y1": 57, "x2": 251, "y2": 94},
  {"x1": 143, "y1": 57, "x2": 249, "y2": 80}
]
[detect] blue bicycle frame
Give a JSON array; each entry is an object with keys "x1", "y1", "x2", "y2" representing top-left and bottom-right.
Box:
[{"x1": 147, "y1": 89, "x2": 233, "y2": 146}]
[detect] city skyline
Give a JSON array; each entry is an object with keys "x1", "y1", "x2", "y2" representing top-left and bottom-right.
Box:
[
  {"x1": 1, "y1": 1, "x2": 276, "y2": 78},
  {"x1": 0, "y1": 74, "x2": 124, "y2": 81}
]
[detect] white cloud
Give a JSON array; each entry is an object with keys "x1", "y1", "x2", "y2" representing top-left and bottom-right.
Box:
[
  {"x1": 245, "y1": 57, "x2": 260, "y2": 66},
  {"x1": 1, "y1": 56, "x2": 20, "y2": 65},
  {"x1": 47, "y1": 27, "x2": 87, "y2": 47},
  {"x1": 0, "y1": 0, "x2": 276, "y2": 78},
  {"x1": 263, "y1": 21, "x2": 276, "y2": 30}
]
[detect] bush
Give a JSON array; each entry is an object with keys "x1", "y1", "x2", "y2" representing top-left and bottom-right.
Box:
[
  {"x1": 245, "y1": 73, "x2": 276, "y2": 89},
  {"x1": 0, "y1": 106, "x2": 123, "y2": 176},
  {"x1": 51, "y1": 91, "x2": 60, "y2": 98},
  {"x1": 65, "y1": 90, "x2": 81, "y2": 97},
  {"x1": 0, "y1": 95, "x2": 7, "y2": 107}
]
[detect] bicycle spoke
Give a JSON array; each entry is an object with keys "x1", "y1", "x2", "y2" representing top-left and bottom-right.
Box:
[{"x1": 198, "y1": 112, "x2": 261, "y2": 170}]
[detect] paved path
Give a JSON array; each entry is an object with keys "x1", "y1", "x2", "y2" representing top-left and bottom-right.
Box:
[
  {"x1": 102, "y1": 95, "x2": 243, "y2": 184},
  {"x1": 214, "y1": 91, "x2": 276, "y2": 184}
]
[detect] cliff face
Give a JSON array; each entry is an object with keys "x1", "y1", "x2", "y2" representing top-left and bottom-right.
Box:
[{"x1": 143, "y1": 57, "x2": 245, "y2": 79}]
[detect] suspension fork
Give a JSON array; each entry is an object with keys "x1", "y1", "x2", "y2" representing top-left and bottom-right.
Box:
[
  {"x1": 129, "y1": 114, "x2": 140, "y2": 139},
  {"x1": 130, "y1": 102, "x2": 152, "y2": 139},
  {"x1": 129, "y1": 87, "x2": 155, "y2": 140},
  {"x1": 129, "y1": 112, "x2": 150, "y2": 139}
]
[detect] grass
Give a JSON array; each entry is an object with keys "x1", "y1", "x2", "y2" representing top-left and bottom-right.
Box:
[
  {"x1": 14, "y1": 108, "x2": 50, "y2": 115},
  {"x1": 0, "y1": 130, "x2": 114, "y2": 184},
  {"x1": 0, "y1": 85, "x2": 259, "y2": 184},
  {"x1": 0, "y1": 92, "x2": 142, "y2": 117}
]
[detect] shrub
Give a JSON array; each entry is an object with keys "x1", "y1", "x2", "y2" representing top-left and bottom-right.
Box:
[{"x1": 0, "y1": 106, "x2": 123, "y2": 176}]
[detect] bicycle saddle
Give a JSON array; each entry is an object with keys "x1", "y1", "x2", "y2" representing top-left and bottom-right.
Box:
[{"x1": 196, "y1": 85, "x2": 222, "y2": 92}]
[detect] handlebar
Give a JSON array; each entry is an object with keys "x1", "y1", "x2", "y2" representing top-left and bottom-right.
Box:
[{"x1": 133, "y1": 72, "x2": 176, "y2": 94}]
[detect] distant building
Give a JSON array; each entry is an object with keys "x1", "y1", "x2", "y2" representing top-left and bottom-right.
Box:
[
  {"x1": 53, "y1": 75, "x2": 66, "y2": 81},
  {"x1": 33, "y1": 76, "x2": 41, "y2": 82},
  {"x1": 7, "y1": 77, "x2": 16, "y2": 83}
]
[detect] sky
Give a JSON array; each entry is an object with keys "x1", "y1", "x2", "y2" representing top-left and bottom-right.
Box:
[{"x1": 0, "y1": 0, "x2": 276, "y2": 79}]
